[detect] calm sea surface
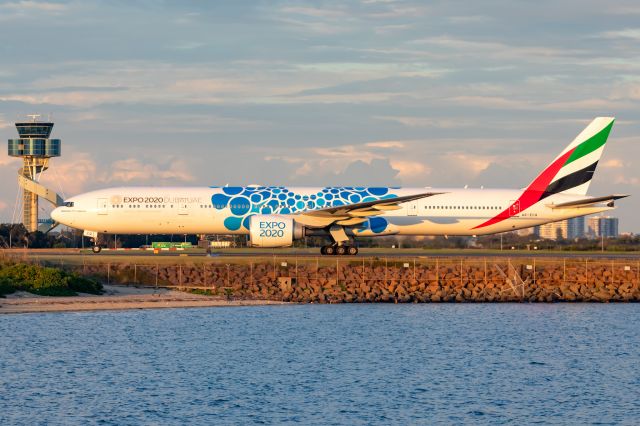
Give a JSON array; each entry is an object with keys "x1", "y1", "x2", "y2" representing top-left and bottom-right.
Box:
[{"x1": 1, "y1": 304, "x2": 639, "y2": 425}]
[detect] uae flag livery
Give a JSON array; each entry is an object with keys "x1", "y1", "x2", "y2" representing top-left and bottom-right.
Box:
[{"x1": 474, "y1": 117, "x2": 614, "y2": 229}]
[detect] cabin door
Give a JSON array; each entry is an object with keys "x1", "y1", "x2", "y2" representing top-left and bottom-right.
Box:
[
  {"x1": 178, "y1": 203, "x2": 189, "y2": 215},
  {"x1": 97, "y1": 198, "x2": 108, "y2": 215},
  {"x1": 407, "y1": 201, "x2": 418, "y2": 216}
]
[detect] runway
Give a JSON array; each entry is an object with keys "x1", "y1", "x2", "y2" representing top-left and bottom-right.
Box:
[{"x1": 3, "y1": 248, "x2": 639, "y2": 261}]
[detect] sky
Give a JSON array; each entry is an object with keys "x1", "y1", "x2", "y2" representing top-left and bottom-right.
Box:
[{"x1": 0, "y1": 0, "x2": 639, "y2": 232}]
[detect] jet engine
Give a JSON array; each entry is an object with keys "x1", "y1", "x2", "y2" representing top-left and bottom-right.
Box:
[{"x1": 249, "y1": 215, "x2": 305, "y2": 248}]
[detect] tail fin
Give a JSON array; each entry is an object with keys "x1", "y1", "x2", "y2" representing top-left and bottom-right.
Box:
[
  {"x1": 472, "y1": 117, "x2": 614, "y2": 230},
  {"x1": 526, "y1": 117, "x2": 614, "y2": 199}
]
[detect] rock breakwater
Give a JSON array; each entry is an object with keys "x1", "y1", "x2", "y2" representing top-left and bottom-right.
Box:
[{"x1": 67, "y1": 257, "x2": 640, "y2": 303}]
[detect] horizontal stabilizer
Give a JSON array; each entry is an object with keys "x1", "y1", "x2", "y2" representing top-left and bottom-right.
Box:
[{"x1": 547, "y1": 194, "x2": 629, "y2": 209}]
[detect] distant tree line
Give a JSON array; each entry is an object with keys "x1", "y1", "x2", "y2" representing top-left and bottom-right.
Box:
[
  {"x1": 1, "y1": 223, "x2": 638, "y2": 251},
  {"x1": 0, "y1": 224, "x2": 60, "y2": 248}
]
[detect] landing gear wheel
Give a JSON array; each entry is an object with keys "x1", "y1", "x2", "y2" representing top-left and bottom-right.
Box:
[
  {"x1": 347, "y1": 246, "x2": 358, "y2": 256},
  {"x1": 336, "y1": 245, "x2": 347, "y2": 256},
  {"x1": 324, "y1": 245, "x2": 336, "y2": 256},
  {"x1": 92, "y1": 245, "x2": 102, "y2": 254},
  {"x1": 320, "y1": 246, "x2": 328, "y2": 255}
]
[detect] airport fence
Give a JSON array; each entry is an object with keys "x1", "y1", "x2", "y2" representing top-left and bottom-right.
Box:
[{"x1": 4, "y1": 252, "x2": 640, "y2": 302}]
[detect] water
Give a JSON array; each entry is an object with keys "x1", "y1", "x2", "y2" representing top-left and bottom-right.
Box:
[{"x1": 1, "y1": 305, "x2": 639, "y2": 425}]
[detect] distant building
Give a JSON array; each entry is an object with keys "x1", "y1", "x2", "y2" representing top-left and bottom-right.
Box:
[
  {"x1": 587, "y1": 216, "x2": 619, "y2": 238},
  {"x1": 539, "y1": 221, "x2": 566, "y2": 240},
  {"x1": 516, "y1": 227, "x2": 539, "y2": 237},
  {"x1": 539, "y1": 217, "x2": 585, "y2": 240},
  {"x1": 567, "y1": 216, "x2": 585, "y2": 239}
]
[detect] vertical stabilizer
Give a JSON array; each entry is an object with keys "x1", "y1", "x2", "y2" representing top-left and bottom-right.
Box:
[
  {"x1": 473, "y1": 117, "x2": 614, "y2": 230},
  {"x1": 530, "y1": 117, "x2": 614, "y2": 198}
]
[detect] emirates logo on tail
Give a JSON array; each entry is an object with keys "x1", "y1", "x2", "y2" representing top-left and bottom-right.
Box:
[{"x1": 473, "y1": 117, "x2": 614, "y2": 229}]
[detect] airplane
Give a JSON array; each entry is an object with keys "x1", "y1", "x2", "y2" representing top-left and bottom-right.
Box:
[{"x1": 51, "y1": 117, "x2": 628, "y2": 255}]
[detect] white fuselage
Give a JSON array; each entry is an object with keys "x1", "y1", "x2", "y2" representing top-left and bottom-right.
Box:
[{"x1": 51, "y1": 186, "x2": 612, "y2": 237}]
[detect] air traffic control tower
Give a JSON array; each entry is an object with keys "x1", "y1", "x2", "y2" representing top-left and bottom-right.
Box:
[{"x1": 8, "y1": 115, "x2": 64, "y2": 232}]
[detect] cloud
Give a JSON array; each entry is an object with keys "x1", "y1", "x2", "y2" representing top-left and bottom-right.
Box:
[
  {"x1": 471, "y1": 160, "x2": 534, "y2": 189},
  {"x1": 0, "y1": 60, "x2": 338, "y2": 107},
  {"x1": 599, "y1": 29, "x2": 640, "y2": 40},
  {"x1": 37, "y1": 153, "x2": 196, "y2": 197},
  {"x1": 366, "y1": 4, "x2": 428, "y2": 18},
  {"x1": 0, "y1": 114, "x2": 12, "y2": 129},
  {"x1": 607, "y1": 6, "x2": 640, "y2": 15},
  {"x1": 280, "y1": 6, "x2": 347, "y2": 19},
  {"x1": 0, "y1": 0, "x2": 67, "y2": 21},
  {"x1": 264, "y1": 141, "x2": 397, "y2": 183},
  {"x1": 444, "y1": 96, "x2": 535, "y2": 110},
  {"x1": 171, "y1": 78, "x2": 252, "y2": 94},
  {"x1": 375, "y1": 116, "x2": 477, "y2": 128},
  {"x1": 544, "y1": 98, "x2": 635, "y2": 111},
  {"x1": 38, "y1": 152, "x2": 97, "y2": 196},
  {"x1": 0, "y1": 156, "x2": 20, "y2": 167},
  {"x1": 374, "y1": 24, "x2": 413, "y2": 35},
  {"x1": 365, "y1": 141, "x2": 405, "y2": 149},
  {"x1": 166, "y1": 41, "x2": 207, "y2": 50},
  {"x1": 105, "y1": 158, "x2": 195, "y2": 184},
  {"x1": 312, "y1": 144, "x2": 381, "y2": 160},
  {"x1": 259, "y1": 138, "x2": 503, "y2": 187},
  {"x1": 173, "y1": 12, "x2": 201, "y2": 25},
  {"x1": 601, "y1": 159, "x2": 624, "y2": 168},
  {"x1": 447, "y1": 15, "x2": 491, "y2": 24},
  {"x1": 263, "y1": 156, "x2": 401, "y2": 186},
  {"x1": 611, "y1": 83, "x2": 640, "y2": 101},
  {"x1": 390, "y1": 160, "x2": 430, "y2": 180},
  {"x1": 611, "y1": 175, "x2": 640, "y2": 186},
  {"x1": 0, "y1": 1, "x2": 66, "y2": 12},
  {"x1": 408, "y1": 36, "x2": 588, "y2": 62}
]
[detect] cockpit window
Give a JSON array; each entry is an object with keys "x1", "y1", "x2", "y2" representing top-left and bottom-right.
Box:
[{"x1": 63, "y1": 201, "x2": 74, "y2": 207}]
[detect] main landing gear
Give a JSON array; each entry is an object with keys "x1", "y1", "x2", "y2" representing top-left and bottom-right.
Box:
[
  {"x1": 320, "y1": 245, "x2": 358, "y2": 256},
  {"x1": 320, "y1": 225, "x2": 358, "y2": 255}
]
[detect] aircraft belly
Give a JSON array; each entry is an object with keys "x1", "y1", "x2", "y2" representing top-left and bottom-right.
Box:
[
  {"x1": 391, "y1": 217, "x2": 480, "y2": 236},
  {"x1": 382, "y1": 216, "x2": 545, "y2": 236}
]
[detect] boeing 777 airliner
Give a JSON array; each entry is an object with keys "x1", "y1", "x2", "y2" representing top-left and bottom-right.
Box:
[{"x1": 52, "y1": 117, "x2": 627, "y2": 255}]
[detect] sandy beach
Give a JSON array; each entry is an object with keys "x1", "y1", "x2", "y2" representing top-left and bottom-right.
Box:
[{"x1": 0, "y1": 285, "x2": 288, "y2": 314}]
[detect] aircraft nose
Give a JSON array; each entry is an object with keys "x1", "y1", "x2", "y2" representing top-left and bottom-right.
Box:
[{"x1": 51, "y1": 207, "x2": 63, "y2": 223}]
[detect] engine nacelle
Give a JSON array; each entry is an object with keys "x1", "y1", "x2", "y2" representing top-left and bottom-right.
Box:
[{"x1": 249, "y1": 215, "x2": 305, "y2": 248}]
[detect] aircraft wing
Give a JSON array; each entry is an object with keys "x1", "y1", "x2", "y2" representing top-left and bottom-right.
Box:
[
  {"x1": 547, "y1": 194, "x2": 629, "y2": 209},
  {"x1": 294, "y1": 192, "x2": 445, "y2": 227}
]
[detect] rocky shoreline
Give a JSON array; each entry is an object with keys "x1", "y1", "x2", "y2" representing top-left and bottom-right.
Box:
[{"x1": 71, "y1": 258, "x2": 640, "y2": 303}]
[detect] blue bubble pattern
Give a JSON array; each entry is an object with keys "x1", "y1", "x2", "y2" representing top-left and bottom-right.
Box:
[{"x1": 209, "y1": 186, "x2": 398, "y2": 232}]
